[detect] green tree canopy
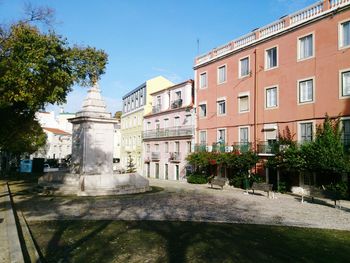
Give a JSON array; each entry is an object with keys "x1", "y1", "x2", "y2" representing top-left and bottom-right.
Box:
[
  {"x1": 0, "y1": 14, "x2": 108, "y2": 156},
  {"x1": 302, "y1": 116, "x2": 349, "y2": 178}
]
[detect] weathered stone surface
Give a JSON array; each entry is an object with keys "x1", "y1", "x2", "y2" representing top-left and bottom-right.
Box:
[{"x1": 39, "y1": 82, "x2": 150, "y2": 196}]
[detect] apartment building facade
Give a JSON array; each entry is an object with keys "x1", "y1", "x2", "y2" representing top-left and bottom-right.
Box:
[
  {"x1": 143, "y1": 80, "x2": 194, "y2": 180},
  {"x1": 120, "y1": 76, "x2": 174, "y2": 174},
  {"x1": 194, "y1": 0, "x2": 350, "y2": 184}
]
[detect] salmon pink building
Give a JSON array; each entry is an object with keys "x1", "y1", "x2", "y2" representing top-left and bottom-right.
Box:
[
  {"x1": 194, "y1": 0, "x2": 350, "y2": 187},
  {"x1": 143, "y1": 80, "x2": 194, "y2": 180}
]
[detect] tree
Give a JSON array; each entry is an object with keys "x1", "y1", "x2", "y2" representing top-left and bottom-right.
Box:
[
  {"x1": 126, "y1": 152, "x2": 136, "y2": 173},
  {"x1": 301, "y1": 115, "x2": 349, "y2": 184},
  {"x1": 0, "y1": 7, "x2": 108, "y2": 172},
  {"x1": 114, "y1": 111, "x2": 122, "y2": 121}
]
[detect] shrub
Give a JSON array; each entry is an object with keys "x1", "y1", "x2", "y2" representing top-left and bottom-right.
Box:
[
  {"x1": 187, "y1": 174, "x2": 208, "y2": 184},
  {"x1": 326, "y1": 181, "x2": 349, "y2": 200}
]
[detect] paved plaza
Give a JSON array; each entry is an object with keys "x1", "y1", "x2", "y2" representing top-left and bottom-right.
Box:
[{"x1": 11, "y1": 179, "x2": 350, "y2": 231}]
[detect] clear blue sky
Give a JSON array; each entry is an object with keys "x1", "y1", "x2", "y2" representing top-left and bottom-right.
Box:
[{"x1": 0, "y1": 0, "x2": 315, "y2": 114}]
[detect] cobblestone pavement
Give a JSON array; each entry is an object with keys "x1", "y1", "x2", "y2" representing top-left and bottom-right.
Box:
[{"x1": 12, "y1": 179, "x2": 350, "y2": 231}]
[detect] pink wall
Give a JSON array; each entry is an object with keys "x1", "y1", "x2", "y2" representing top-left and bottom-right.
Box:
[{"x1": 196, "y1": 8, "x2": 350, "y2": 145}]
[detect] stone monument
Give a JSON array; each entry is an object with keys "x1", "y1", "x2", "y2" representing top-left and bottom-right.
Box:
[{"x1": 38, "y1": 83, "x2": 150, "y2": 196}]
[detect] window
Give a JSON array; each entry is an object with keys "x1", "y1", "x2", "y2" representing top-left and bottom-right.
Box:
[
  {"x1": 200, "y1": 72, "x2": 207, "y2": 89},
  {"x1": 298, "y1": 34, "x2": 313, "y2": 60},
  {"x1": 146, "y1": 122, "x2": 151, "y2": 130},
  {"x1": 299, "y1": 79, "x2": 314, "y2": 103},
  {"x1": 239, "y1": 127, "x2": 249, "y2": 143},
  {"x1": 187, "y1": 141, "x2": 192, "y2": 153},
  {"x1": 218, "y1": 65, "x2": 226, "y2": 84},
  {"x1": 156, "y1": 96, "x2": 161, "y2": 106},
  {"x1": 155, "y1": 144, "x2": 159, "y2": 152},
  {"x1": 175, "y1": 91, "x2": 182, "y2": 100},
  {"x1": 175, "y1": 141, "x2": 180, "y2": 152},
  {"x1": 164, "y1": 118, "x2": 169, "y2": 128},
  {"x1": 185, "y1": 115, "x2": 191, "y2": 125},
  {"x1": 165, "y1": 142, "x2": 169, "y2": 153},
  {"x1": 146, "y1": 144, "x2": 150, "y2": 153},
  {"x1": 239, "y1": 57, "x2": 249, "y2": 77},
  {"x1": 342, "y1": 119, "x2": 350, "y2": 146},
  {"x1": 340, "y1": 20, "x2": 350, "y2": 48},
  {"x1": 155, "y1": 120, "x2": 160, "y2": 130},
  {"x1": 300, "y1": 122, "x2": 313, "y2": 142},
  {"x1": 266, "y1": 87, "x2": 278, "y2": 108},
  {"x1": 199, "y1": 103, "x2": 207, "y2": 118},
  {"x1": 341, "y1": 70, "x2": 350, "y2": 97},
  {"x1": 265, "y1": 47, "x2": 277, "y2": 69},
  {"x1": 239, "y1": 94, "x2": 249, "y2": 112},
  {"x1": 217, "y1": 100, "x2": 226, "y2": 115},
  {"x1": 174, "y1": 116, "x2": 180, "y2": 127},
  {"x1": 199, "y1": 131, "x2": 207, "y2": 145},
  {"x1": 217, "y1": 129, "x2": 226, "y2": 144}
]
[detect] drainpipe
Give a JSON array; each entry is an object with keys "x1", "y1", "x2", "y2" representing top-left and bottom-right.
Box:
[{"x1": 253, "y1": 49, "x2": 258, "y2": 151}]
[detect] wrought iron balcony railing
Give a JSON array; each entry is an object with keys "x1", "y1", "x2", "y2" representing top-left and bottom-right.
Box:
[
  {"x1": 152, "y1": 105, "x2": 162, "y2": 113},
  {"x1": 194, "y1": 142, "x2": 252, "y2": 153},
  {"x1": 169, "y1": 152, "x2": 181, "y2": 162},
  {"x1": 257, "y1": 141, "x2": 281, "y2": 155},
  {"x1": 171, "y1": 99, "x2": 183, "y2": 109},
  {"x1": 143, "y1": 126, "x2": 193, "y2": 139},
  {"x1": 151, "y1": 152, "x2": 160, "y2": 160}
]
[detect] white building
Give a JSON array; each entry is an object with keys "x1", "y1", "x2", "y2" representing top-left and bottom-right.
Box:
[{"x1": 33, "y1": 110, "x2": 75, "y2": 160}]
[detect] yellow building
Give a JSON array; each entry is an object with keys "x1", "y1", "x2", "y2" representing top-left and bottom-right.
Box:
[{"x1": 120, "y1": 76, "x2": 174, "y2": 174}]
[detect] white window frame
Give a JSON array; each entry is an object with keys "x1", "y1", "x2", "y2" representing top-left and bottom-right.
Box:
[
  {"x1": 199, "y1": 130, "x2": 207, "y2": 145},
  {"x1": 297, "y1": 77, "x2": 315, "y2": 105},
  {"x1": 217, "y1": 64, "x2": 227, "y2": 84},
  {"x1": 174, "y1": 116, "x2": 180, "y2": 127},
  {"x1": 339, "y1": 68, "x2": 350, "y2": 99},
  {"x1": 264, "y1": 46, "x2": 278, "y2": 71},
  {"x1": 238, "y1": 126, "x2": 250, "y2": 143},
  {"x1": 239, "y1": 56, "x2": 250, "y2": 78},
  {"x1": 217, "y1": 97, "x2": 226, "y2": 116},
  {"x1": 297, "y1": 32, "x2": 315, "y2": 61},
  {"x1": 264, "y1": 85, "x2": 279, "y2": 109},
  {"x1": 238, "y1": 92, "x2": 250, "y2": 113},
  {"x1": 217, "y1": 128, "x2": 227, "y2": 143},
  {"x1": 298, "y1": 120, "x2": 316, "y2": 143},
  {"x1": 199, "y1": 71, "x2": 208, "y2": 89},
  {"x1": 338, "y1": 19, "x2": 350, "y2": 50},
  {"x1": 198, "y1": 102, "x2": 207, "y2": 118}
]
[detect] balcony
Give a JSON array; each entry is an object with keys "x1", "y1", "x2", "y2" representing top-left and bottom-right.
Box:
[
  {"x1": 169, "y1": 152, "x2": 181, "y2": 162},
  {"x1": 143, "y1": 126, "x2": 193, "y2": 140},
  {"x1": 194, "y1": 142, "x2": 252, "y2": 153},
  {"x1": 171, "y1": 99, "x2": 183, "y2": 109},
  {"x1": 151, "y1": 152, "x2": 160, "y2": 161},
  {"x1": 257, "y1": 141, "x2": 280, "y2": 155},
  {"x1": 152, "y1": 105, "x2": 161, "y2": 113},
  {"x1": 232, "y1": 142, "x2": 252, "y2": 153}
]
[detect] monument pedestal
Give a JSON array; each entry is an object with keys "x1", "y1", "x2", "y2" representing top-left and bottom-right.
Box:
[{"x1": 39, "y1": 83, "x2": 150, "y2": 196}]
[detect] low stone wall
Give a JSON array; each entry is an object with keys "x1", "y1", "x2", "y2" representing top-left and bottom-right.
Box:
[{"x1": 38, "y1": 172, "x2": 150, "y2": 196}]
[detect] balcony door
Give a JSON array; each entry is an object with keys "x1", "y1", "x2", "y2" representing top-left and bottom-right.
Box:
[
  {"x1": 165, "y1": 164, "x2": 168, "y2": 180},
  {"x1": 155, "y1": 163, "x2": 159, "y2": 179}
]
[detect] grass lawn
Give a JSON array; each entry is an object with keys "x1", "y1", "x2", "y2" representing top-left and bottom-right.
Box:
[{"x1": 28, "y1": 220, "x2": 350, "y2": 263}]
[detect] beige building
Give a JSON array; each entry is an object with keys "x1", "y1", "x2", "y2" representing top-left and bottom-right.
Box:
[{"x1": 120, "y1": 76, "x2": 174, "y2": 174}]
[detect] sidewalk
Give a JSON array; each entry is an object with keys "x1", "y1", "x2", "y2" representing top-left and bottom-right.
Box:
[{"x1": 0, "y1": 182, "x2": 24, "y2": 263}]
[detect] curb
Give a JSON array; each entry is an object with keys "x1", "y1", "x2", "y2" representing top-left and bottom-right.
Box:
[{"x1": 4, "y1": 183, "x2": 25, "y2": 263}]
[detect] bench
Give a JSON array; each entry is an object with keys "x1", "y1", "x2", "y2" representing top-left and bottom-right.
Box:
[
  {"x1": 251, "y1": 182, "x2": 274, "y2": 198},
  {"x1": 210, "y1": 176, "x2": 227, "y2": 190},
  {"x1": 299, "y1": 186, "x2": 340, "y2": 207}
]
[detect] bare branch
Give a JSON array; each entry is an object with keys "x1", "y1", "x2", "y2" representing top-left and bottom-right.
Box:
[{"x1": 21, "y1": 2, "x2": 56, "y2": 26}]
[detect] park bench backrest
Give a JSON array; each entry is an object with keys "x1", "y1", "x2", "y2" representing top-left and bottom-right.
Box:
[
  {"x1": 212, "y1": 177, "x2": 226, "y2": 186},
  {"x1": 252, "y1": 182, "x2": 273, "y2": 192}
]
